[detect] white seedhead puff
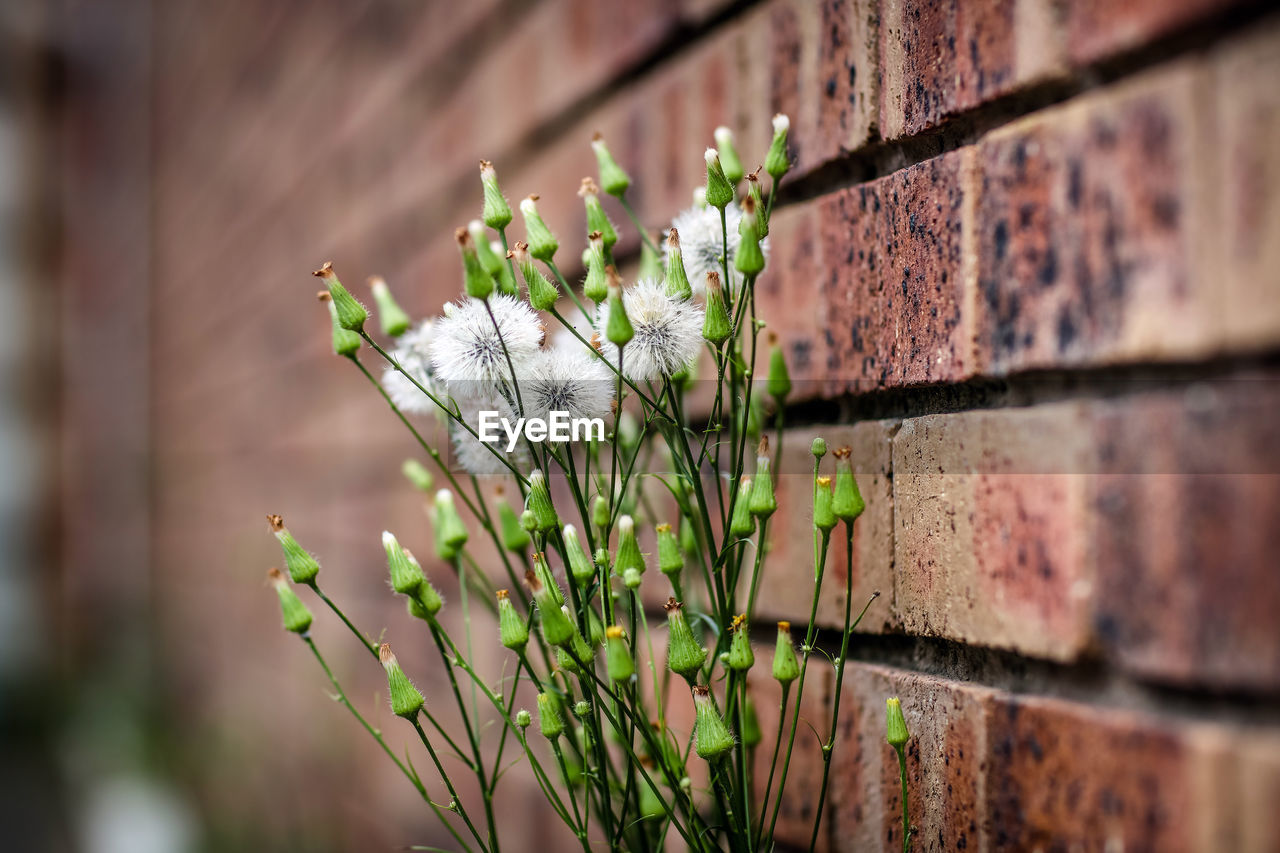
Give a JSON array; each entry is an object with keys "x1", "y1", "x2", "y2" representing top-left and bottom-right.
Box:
[
  {"x1": 382, "y1": 319, "x2": 440, "y2": 414},
  {"x1": 524, "y1": 347, "x2": 614, "y2": 431},
  {"x1": 448, "y1": 390, "x2": 533, "y2": 476},
  {"x1": 595, "y1": 278, "x2": 703, "y2": 381},
  {"x1": 430, "y1": 294, "x2": 543, "y2": 387},
  {"x1": 665, "y1": 201, "x2": 769, "y2": 295}
]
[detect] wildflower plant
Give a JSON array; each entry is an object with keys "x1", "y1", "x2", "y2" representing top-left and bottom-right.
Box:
[{"x1": 265, "y1": 116, "x2": 907, "y2": 852}]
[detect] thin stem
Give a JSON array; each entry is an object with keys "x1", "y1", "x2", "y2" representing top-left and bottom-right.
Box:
[
  {"x1": 896, "y1": 744, "x2": 911, "y2": 853},
  {"x1": 545, "y1": 259, "x2": 593, "y2": 322},
  {"x1": 618, "y1": 195, "x2": 660, "y2": 256},
  {"x1": 410, "y1": 718, "x2": 491, "y2": 852}
]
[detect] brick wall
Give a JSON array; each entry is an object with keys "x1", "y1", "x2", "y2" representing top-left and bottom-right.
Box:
[{"x1": 48, "y1": 0, "x2": 1280, "y2": 849}]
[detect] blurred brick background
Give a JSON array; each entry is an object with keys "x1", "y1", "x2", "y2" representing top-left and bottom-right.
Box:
[{"x1": 5, "y1": 0, "x2": 1280, "y2": 850}]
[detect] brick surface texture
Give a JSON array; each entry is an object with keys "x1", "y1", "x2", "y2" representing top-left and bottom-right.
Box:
[{"x1": 48, "y1": 0, "x2": 1280, "y2": 850}]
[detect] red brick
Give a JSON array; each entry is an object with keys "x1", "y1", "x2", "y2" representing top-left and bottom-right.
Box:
[
  {"x1": 973, "y1": 61, "x2": 1220, "y2": 375},
  {"x1": 987, "y1": 696, "x2": 1196, "y2": 851},
  {"x1": 821, "y1": 150, "x2": 974, "y2": 395},
  {"x1": 1066, "y1": 0, "x2": 1246, "y2": 65},
  {"x1": 1212, "y1": 22, "x2": 1280, "y2": 353},
  {"x1": 880, "y1": 0, "x2": 1065, "y2": 139},
  {"x1": 893, "y1": 403, "x2": 1098, "y2": 661},
  {"x1": 811, "y1": 0, "x2": 880, "y2": 164},
  {"x1": 829, "y1": 664, "x2": 993, "y2": 852},
  {"x1": 1092, "y1": 379, "x2": 1280, "y2": 690}
]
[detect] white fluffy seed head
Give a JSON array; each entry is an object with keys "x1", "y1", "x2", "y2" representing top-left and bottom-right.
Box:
[
  {"x1": 665, "y1": 202, "x2": 768, "y2": 295},
  {"x1": 524, "y1": 347, "x2": 614, "y2": 431},
  {"x1": 595, "y1": 278, "x2": 703, "y2": 381},
  {"x1": 383, "y1": 320, "x2": 440, "y2": 414},
  {"x1": 430, "y1": 294, "x2": 543, "y2": 387},
  {"x1": 448, "y1": 389, "x2": 533, "y2": 476}
]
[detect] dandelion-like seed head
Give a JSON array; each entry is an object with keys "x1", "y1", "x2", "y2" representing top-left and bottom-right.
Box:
[
  {"x1": 595, "y1": 278, "x2": 703, "y2": 381},
  {"x1": 430, "y1": 294, "x2": 543, "y2": 387},
  {"x1": 665, "y1": 202, "x2": 769, "y2": 295},
  {"x1": 382, "y1": 320, "x2": 439, "y2": 414},
  {"x1": 448, "y1": 389, "x2": 533, "y2": 476},
  {"x1": 524, "y1": 347, "x2": 614, "y2": 430}
]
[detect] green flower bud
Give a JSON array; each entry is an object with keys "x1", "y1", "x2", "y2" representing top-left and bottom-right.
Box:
[
  {"x1": 268, "y1": 567, "x2": 312, "y2": 634},
  {"x1": 767, "y1": 341, "x2": 791, "y2": 402},
  {"x1": 665, "y1": 598, "x2": 706, "y2": 679},
  {"x1": 593, "y1": 548, "x2": 610, "y2": 577},
  {"x1": 319, "y1": 292, "x2": 362, "y2": 357},
  {"x1": 368, "y1": 275, "x2": 411, "y2": 337},
  {"x1": 469, "y1": 220, "x2": 516, "y2": 297},
  {"x1": 587, "y1": 606, "x2": 605, "y2": 645},
  {"x1": 383, "y1": 530, "x2": 423, "y2": 595},
  {"x1": 749, "y1": 437, "x2": 777, "y2": 519},
  {"x1": 497, "y1": 499, "x2": 532, "y2": 553},
  {"x1": 573, "y1": 700, "x2": 592, "y2": 718},
  {"x1": 456, "y1": 227, "x2": 494, "y2": 300},
  {"x1": 735, "y1": 195, "x2": 766, "y2": 276},
  {"x1": 680, "y1": 515, "x2": 698, "y2": 555},
  {"x1": 639, "y1": 232, "x2": 663, "y2": 281},
  {"x1": 726, "y1": 614, "x2": 755, "y2": 672},
  {"x1": 702, "y1": 271, "x2": 732, "y2": 345},
  {"x1": 557, "y1": 612, "x2": 596, "y2": 672},
  {"x1": 528, "y1": 568, "x2": 574, "y2": 647},
  {"x1": 408, "y1": 581, "x2": 444, "y2": 619},
  {"x1": 508, "y1": 240, "x2": 559, "y2": 311},
  {"x1": 520, "y1": 509, "x2": 538, "y2": 532},
  {"x1": 746, "y1": 170, "x2": 769, "y2": 238},
  {"x1": 497, "y1": 589, "x2": 528, "y2": 652},
  {"x1": 525, "y1": 470, "x2": 559, "y2": 533},
  {"x1": 537, "y1": 692, "x2": 564, "y2": 740},
  {"x1": 515, "y1": 709, "x2": 532, "y2": 729},
  {"x1": 811, "y1": 436, "x2": 828, "y2": 459},
  {"x1": 605, "y1": 625, "x2": 635, "y2": 682},
  {"x1": 772, "y1": 621, "x2": 800, "y2": 684},
  {"x1": 729, "y1": 478, "x2": 755, "y2": 539},
  {"x1": 656, "y1": 523, "x2": 683, "y2": 577},
  {"x1": 622, "y1": 567, "x2": 642, "y2": 590},
  {"x1": 605, "y1": 272, "x2": 633, "y2": 347},
  {"x1": 692, "y1": 684, "x2": 735, "y2": 760},
  {"x1": 583, "y1": 231, "x2": 608, "y2": 304},
  {"x1": 432, "y1": 489, "x2": 469, "y2": 560},
  {"x1": 267, "y1": 515, "x2": 320, "y2": 585},
  {"x1": 742, "y1": 691, "x2": 763, "y2": 748},
  {"x1": 580, "y1": 177, "x2": 617, "y2": 252},
  {"x1": 591, "y1": 133, "x2": 632, "y2": 197},
  {"x1": 765, "y1": 113, "x2": 791, "y2": 182},
  {"x1": 664, "y1": 228, "x2": 693, "y2": 300},
  {"x1": 313, "y1": 262, "x2": 367, "y2": 332},
  {"x1": 704, "y1": 149, "x2": 734, "y2": 210},
  {"x1": 380, "y1": 644, "x2": 424, "y2": 719},
  {"x1": 886, "y1": 697, "x2": 910, "y2": 748},
  {"x1": 591, "y1": 495, "x2": 611, "y2": 531},
  {"x1": 832, "y1": 447, "x2": 866, "y2": 522},
  {"x1": 520, "y1": 195, "x2": 559, "y2": 263},
  {"x1": 813, "y1": 476, "x2": 837, "y2": 533},
  {"x1": 613, "y1": 515, "x2": 645, "y2": 577},
  {"x1": 562, "y1": 524, "x2": 595, "y2": 588},
  {"x1": 480, "y1": 160, "x2": 513, "y2": 229},
  {"x1": 401, "y1": 458, "x2": 434, "y2": 493},
  {"x1": 714, "y1": 126, "x2": 744, "y2": 185},
  {"x1": 639, "y1": 778, "x2": 665, "y2": 819},
  {"x1": 532, "y1": 551, "x2": 565, "y2": 607}
]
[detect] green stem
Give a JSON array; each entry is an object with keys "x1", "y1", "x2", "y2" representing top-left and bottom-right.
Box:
[
  {"x1": 545, "y1": 259, "x2": 593, "y2": 321},
  {"x1": 618, "y1": 195, "x2": 660, "y2": 256},
  {"x1": 410, "y1": 718, "x2": 491, "y2": 852},
  {"x1": 897, "y1": 744, "x2": 911, "y2": 853}
]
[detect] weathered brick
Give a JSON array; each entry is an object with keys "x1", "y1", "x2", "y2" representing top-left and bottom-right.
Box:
[
  {"x1": 829, "y1": 664, "x2": 994, "y2": 853},
  {"x1": 893, "y1": 403, "x2": 1098, "y2": 661},
  {"x1": 987, "y1": 696, "x2": 1196, "y2": 851},
  {"x1": 973, "y1": 61, "x2": 1220, "y2": 375},
  {"x1": 880, "y1": 0, "x2": 1065, "y2": 139},
  {"x1": 751, "y1": 423, "x2": 896, "y2": 633},
  {"x1": 821, "y1": 149, "x2": 974, "y2": 396},
  {"x1": 1066, "y1": 0, "x2": 1248, "y2": 65},
  {"x1": 1212, "y1": 22, "x2": 1280, "y2": 353},
  {"x1": 754, "y1": 203, "x2": 828, "y2": 393},
  {"x1": 811, "y1": 0, "x2": 880, "y2": 163},
  {"x1": 1092, "y1": 379, "x2": 1280, "y2": 690}
]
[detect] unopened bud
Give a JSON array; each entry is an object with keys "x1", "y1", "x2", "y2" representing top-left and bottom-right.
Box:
[
  {"x1": 313, "y1": 262, "x2": 367, "y2": 332},
  {"x1": 704, "y1": 149, "x2": 734, "y2": 210},
  {"x1": 480, "y1": 160, "x2": 513, "y2": 229},
  {"x1": 765, "y1": 114, "x2": 791, "y2": 182},
  {"x1": 714, "y1": 126, "x2": 744, "y2": 185},
  {"x1": 692, "y1": 684, "x2": 735, "y2": 760},
  {"x1": 268, "y1": 567, "x2": 313, "y2": 634},
  {"x1": 380, "y1": 644, "x2": 425, "y2": 718},
  {"x1": 368, "y1": 276, "x2": 411, "y2": 337},
  {"x1": 401, "y1": 459, "x2": 434, "y2": 492},
  {"x1": 267, "y1": 514, "x2": 320, "y2": 584},
  {"x1": 664, "y1": 228, "x2": 693, "y2": 300},
  {"x1": 520, "y1": 195, "x2": 559, "y2": 262},
  {"x1": 591, "y1": 133, "x2": 632, "y2": 198},
  {"x1": 772, "y1": 621, "x2": 800, "y2": 684}
]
